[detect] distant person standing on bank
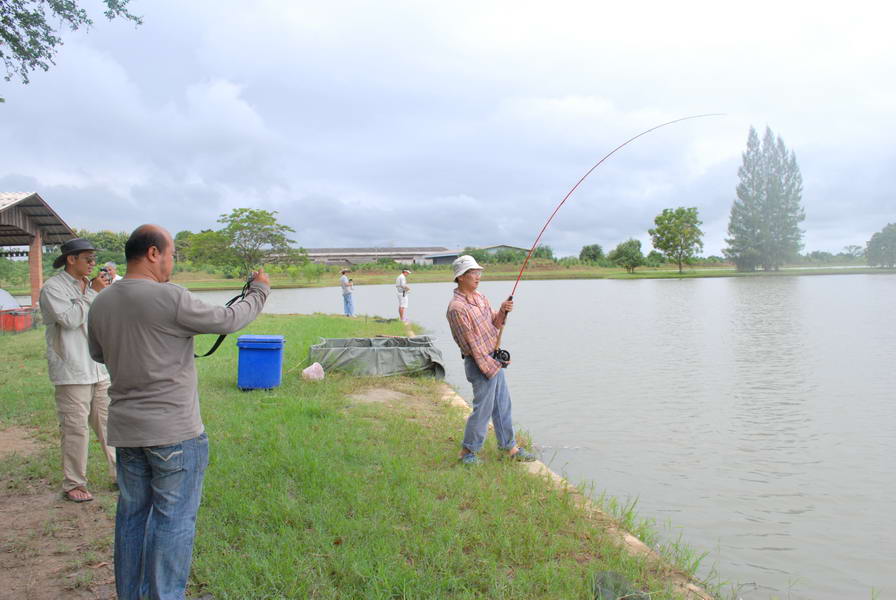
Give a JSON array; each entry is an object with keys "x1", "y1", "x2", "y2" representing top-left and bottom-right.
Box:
[
  {"x1": 396, "y1": 268, "x2": 411, "y2": 322},
  {"x1": 340, "y1": 268, "x2": 354, "y2": 316},
  {"x1": 39, "y1": 238, "x2": 116, "y2": 502}
]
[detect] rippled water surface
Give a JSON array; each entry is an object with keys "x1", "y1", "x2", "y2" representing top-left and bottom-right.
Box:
[{"x1": 194, "y1": 274, "x2": 895, "y2": 599}]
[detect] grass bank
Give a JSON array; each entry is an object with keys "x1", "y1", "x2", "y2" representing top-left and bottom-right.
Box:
[{"x1": 1, "y1": 314, "x2": 709, "y2": 599}]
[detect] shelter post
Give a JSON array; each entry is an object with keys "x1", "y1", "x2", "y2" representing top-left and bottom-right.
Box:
[{"x1": 29, "y1": 229, "x2": 43, "y2": 306}]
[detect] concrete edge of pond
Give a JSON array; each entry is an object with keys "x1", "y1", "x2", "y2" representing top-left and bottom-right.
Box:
[{"x1": 436, "y1": 382, "x2": 714, "y2": 600}]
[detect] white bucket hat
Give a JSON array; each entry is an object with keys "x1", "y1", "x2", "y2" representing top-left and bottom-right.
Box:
[{"x1": 452, "y1": 255, "x2": 484, "y2": 279}]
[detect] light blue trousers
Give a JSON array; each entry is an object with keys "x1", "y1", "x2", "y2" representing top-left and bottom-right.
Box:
[
  {"x1": 462, "y1": 358, "x2": 516, "y2": 453},
  {"x1": 343, "y1": 293, "x2": 354, "y2": 316}
]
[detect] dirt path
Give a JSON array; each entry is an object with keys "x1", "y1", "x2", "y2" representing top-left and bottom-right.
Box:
[{"x1": 0, "y1": 427, "x2": 116, "y2": 600}]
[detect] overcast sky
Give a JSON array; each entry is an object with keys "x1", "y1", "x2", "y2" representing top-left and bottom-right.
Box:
[{"x1": 1, "y1": 0, "x2": 893, "y2": 257}]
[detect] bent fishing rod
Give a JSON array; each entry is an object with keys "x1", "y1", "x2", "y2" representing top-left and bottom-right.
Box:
[{"x1": 493, "y1": 113, "x2": 724, "y2": 358}]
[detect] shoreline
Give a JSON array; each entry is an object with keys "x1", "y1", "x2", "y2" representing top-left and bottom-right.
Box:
[
  {"x1": 434, "y1": 382, "x2": 714, "y2": 600},
  {"x1": 6, "y1": 264, "x2": 891, "y2": 298}
]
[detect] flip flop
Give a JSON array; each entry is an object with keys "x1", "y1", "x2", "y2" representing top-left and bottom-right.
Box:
[
  {"x1": 460, "y1": 452, "x2": 482, "y2": 466},
  {"x1": 63, "y1": 487, "x2": 94, "y2": 503},
  {"x1": 505, "y1": 447, "x2": 537, "y2": 462}
]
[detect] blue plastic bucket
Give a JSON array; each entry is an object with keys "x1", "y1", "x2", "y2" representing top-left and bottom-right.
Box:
[{"x1": 236, "y1": 335, "x2": 285, "y2": 390}]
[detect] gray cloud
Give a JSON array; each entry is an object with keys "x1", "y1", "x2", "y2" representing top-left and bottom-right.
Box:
[{"x1": 1, "y1": 1, "x2": 892, "y2": 257}]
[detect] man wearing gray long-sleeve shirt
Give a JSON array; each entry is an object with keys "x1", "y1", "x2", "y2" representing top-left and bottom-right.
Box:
[{"x1": 88, "y1": 224, "x2": 270, "y2": 600}]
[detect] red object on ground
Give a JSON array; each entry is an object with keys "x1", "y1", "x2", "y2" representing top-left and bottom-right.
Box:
[{"x1": 0, "y1": 308, "x2": 33, "y2": 332}]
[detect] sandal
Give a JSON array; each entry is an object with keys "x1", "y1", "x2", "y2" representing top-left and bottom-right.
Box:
[
  {"x1": 506, "y1": 447, "x2": 537, "y2": 462},
  {"x1": 460, "y1": 452, "x2": 482, "y2": 466},
  {"x1": 63, "y1": 486, "x2": 94, "y2": 503}
]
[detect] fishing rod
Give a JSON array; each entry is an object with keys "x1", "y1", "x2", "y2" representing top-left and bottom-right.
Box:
[{"x1": 493, "y1": 113, "x2": 724, "y2": 359}]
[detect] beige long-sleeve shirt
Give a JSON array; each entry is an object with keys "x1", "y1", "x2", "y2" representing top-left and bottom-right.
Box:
[
  {"x1": 39, "y1": 270, "x2": 109, "y2": 385},
  {"x1": 88, "y1": 278, "x2": 269, "y2": 447}
]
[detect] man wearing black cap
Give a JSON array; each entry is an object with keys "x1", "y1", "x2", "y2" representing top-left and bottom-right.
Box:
[{"x1": 39, "y1": 238, "x2": 115, "y2": 503}]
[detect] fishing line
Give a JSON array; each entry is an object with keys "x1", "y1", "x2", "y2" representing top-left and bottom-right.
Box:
[
  {"x1": 493, "y1": 113, "x2": 724, "y2": 356},
  {"x1": 510, "y1": 113, "x2": 725, "y2": 298}
]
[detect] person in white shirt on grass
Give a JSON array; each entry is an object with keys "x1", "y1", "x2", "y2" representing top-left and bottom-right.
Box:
[
  {"x1": 340, "y1": 268, "x2": 354, "y2": 316},
  {"x1": 396, "y1": 268, "x2": 411, "y2": 322}
]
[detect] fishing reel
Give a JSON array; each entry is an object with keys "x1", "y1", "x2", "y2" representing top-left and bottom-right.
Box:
[{"x1": 491, "y1": 347, "x2": 511, "y2": 368}]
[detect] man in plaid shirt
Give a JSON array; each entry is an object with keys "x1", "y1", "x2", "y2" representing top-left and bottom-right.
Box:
[{"x1": 446, "y1": 255, "x2": 537, "y2": 465}]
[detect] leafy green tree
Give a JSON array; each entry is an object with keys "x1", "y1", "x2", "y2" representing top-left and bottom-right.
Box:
[
  {"x1": 579, "y1": 244, "x2": 604, "y2": 262},
  {"x1": 174, "y1": 230, "x2": 194, "y2": 262},
  {"x1": 648, "y1": 207, "x2": 704, "y2": 273},
  {"x1": 645, "y1": 250, "x2": 665, "y2": 268},
  {"x1": 843, "y1": 245, "x2": 864, "y2": 259},
  {"x1": 217, "y1": 208, "x2": 304, "y2": 273},
  {"x1": 302, "y1": 262, "x2": 326, "y2": 283},
  {"x1": 493, "y1": 248, "x2": 526, "y2": 263},
  {"x1": 1, "y1": 0, "x2": 141, "y2": 102},
  {"x1": 0, "y1": 257, "x2": 29, "y2": 287},
  {"x1": 608, "y1": 239, "x2": 644, "y2": 274},
  {"x1": 75, "y1": 229, "x2": 128, "y2": 266},
  {"x1": 724, "y1": 126, "x2": 805, "y2": 271},
  {"x1": 866, "y1": 223, "x2": 896, "y2": 268},
  {"x1": 184, "y1": 230, "x2": 236, "y2": 268},
  {"x1": 461, "y1": 247, "x2": 490, "y2": 264},
  {"x1": 804, "y1": 250, "x2": 835, "y2": 263},
  {"x1": 77, "y1": 229, "x2": 127, "y2": 253},
  {"x1": 532, "y1": 244, "x2": 554, "y2": 260}
]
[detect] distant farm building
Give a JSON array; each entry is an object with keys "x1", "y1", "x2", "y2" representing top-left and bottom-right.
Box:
[
  {"x1": 305, "y1": 247, "x2": 449, "y2": 266},
  {"x1": 424, "y1": 245, "x2": 529, "y2": 265}
]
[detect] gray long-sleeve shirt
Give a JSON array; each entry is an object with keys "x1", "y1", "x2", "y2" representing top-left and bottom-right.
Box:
[{"x1": 87, "y1": 278, "x2": 269, "y2": 447}]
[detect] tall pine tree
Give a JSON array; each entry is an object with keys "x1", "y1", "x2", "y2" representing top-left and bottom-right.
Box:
[{"x1": 724, "y1": 126, "x2": 805, "y2": 271}]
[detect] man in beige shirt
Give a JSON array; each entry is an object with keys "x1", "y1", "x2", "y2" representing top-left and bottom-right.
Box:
[{"x1": 39, "y1": 237, "x2": 116, "y2": 502}]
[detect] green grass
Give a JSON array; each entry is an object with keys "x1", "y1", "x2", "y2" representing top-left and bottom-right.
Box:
[{"x1": 2, "y1": 315, "x2": 705, "y2": 599}]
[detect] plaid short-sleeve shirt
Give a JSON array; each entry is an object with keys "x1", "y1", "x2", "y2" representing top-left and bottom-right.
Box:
[{"x1": 446, "y1": 288, "x2": 503, "y2": 378}]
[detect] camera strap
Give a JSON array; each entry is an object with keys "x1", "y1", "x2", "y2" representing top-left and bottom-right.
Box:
[{"x1": 194, "y1": 278, "x2": 253, "y2": 358}]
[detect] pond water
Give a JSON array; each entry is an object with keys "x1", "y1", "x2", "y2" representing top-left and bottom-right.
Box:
[{"x1": 196, "y1": 274, "x2": 893, "y2": 599}]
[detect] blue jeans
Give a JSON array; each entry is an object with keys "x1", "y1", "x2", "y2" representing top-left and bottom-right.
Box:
[
  {"x1": 115, "y1": 432, "x2": 209, "y2": 600},
  {"x1": 343, "y1": 293, "x2": 354, "y2": 316},
  {"x1": 462, "y1": 358, "x2": 515, "y2": 453}
]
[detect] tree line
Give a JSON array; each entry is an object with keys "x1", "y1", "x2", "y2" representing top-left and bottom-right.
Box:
[
  {"x1": 573, "y1": 126, "x2": 894, "y2": 273},
  {"x1": 4, "y1": 128, "x2": 895, "y2": 290}
]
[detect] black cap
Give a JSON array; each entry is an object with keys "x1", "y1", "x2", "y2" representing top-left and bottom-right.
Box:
[{"x1": 52, "y1": 238, "x2": 96, "y2": 269}]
